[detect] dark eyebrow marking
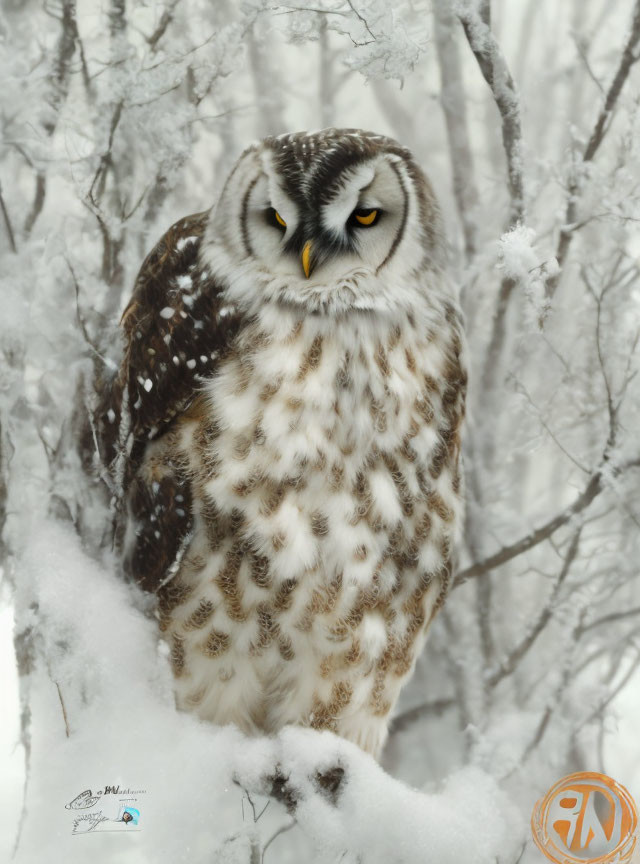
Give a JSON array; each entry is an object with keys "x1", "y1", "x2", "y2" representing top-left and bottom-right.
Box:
[{"x1": 376, "y1": 160, "x2": 408, "y2": 274}]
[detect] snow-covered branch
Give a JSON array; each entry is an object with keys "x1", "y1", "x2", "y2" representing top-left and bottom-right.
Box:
[
  {"x1": 433, "y1": 0, "x2": 478, "y2": 260},
  {"x1": 456, "y1": 0, "x2": 525, "y2": 227},
  {"x1": 455, "y1": 464, "x2": 611, "y2": 585}
]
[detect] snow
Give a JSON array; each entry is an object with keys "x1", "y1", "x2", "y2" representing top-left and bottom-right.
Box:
[
  {"x1": 498, "y1": 225, "x2": 557, "y2": 323},
  {"x1": 269, "y1": 727, "x2": 524, "y2": 864},
  {"x1": 5, "y1": 523, "x2": 525, "y2": 864}
]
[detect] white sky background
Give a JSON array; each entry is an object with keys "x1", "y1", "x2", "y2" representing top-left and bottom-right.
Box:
[{"x1": 1, "y1": 0, "x2": 640, "y2": 860}]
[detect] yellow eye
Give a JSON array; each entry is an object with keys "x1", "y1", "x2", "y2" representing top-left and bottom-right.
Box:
[
  {"x1": 354, "y1": 208, "x2": 379, "y2": 226},
  {"x1": 274, "y1": 210, "x2": 286, "y2": 227}
]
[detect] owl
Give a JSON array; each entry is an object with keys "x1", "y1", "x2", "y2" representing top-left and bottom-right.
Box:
[{"x1": 93, "y1": 128, "x2": 467, "y2": 758}]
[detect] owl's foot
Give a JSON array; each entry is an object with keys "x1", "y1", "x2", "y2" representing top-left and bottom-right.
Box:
[{"x1": 268, "y1": 764, "x2": 346, "y2": 814}]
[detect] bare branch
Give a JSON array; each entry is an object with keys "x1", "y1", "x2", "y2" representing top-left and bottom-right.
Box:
[
  {"x1": 577, "y1": 646, "x2": 640, "y2": 731},
  {"x1": 388, "y1": 698, "x2": 455, "y2": 735},
  {"x1": 457, "y1": 1, "x2": 525, "y2": 226},
  {"x1": 455, "y1": 0, "x2": 525, "y2": 386},
  {"x1": 580, "y1": 606, "x2": 640, "y2": 634},
  {"x1": 88, "y1": 99, "x2": 124, "y2": 204},
  {"x1": 55, "y1": 682, "x2": 71, "y2": 737},
  {"x1": 486, "y1": 528, "x2": 581, "y2": 687},
  {"x1": 512, "y1": 378, "x2": 590, "y2": 474},
  {"x1": 148, "y1": 0, "x2": 181, "y2": 51},
  {"x1": 547, "y1": 0, "x2": 640, "y2": 300},
  {"x1": 517, "y1": 611, "x2": 587, "y2": 765},
  {"x1": 456, "y1": 450, "x2": 640, "y2": 587},
  {"x1": 582, "y1": 266, "x2": 618, "y2": 451},
  {"x1": 572, "y1": 33, "x2": 605, "y2": 95},
  {"x1": 66, "y1": 259, "x2": 116, "y2": 370},
  {"x1": 24, "y1": 0, "x2": 80, "y2": 236},
  {"x1": 454, "y1": 473, "x2": 601, "y2": 586},
  {"x1": 583, "y1": 0, "x2": 640, "y2": 164},
  {"x1": 574, "y1": 625, "x2": 640, "y2": 679},
  {"x1": 75, "y1": 25, "x2": 93, "y2": 98},
  {"x1": 433, "y1": 0, "x2": 478, "y2": 260},
  {"x1": 0, "y1": 179, "x2": 17, "y2": 253},
  {"x1": 345, "y1": 0, "x2": 376, "y2": 43},
  {"x1": 262, "y1": 819, "x2": 296, "y2": 863},
  {"x1": 23, "y1": 174, "x2": 46, "y2": 236}
]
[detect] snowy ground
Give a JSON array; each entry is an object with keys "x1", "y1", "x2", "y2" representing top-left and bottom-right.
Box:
[{"x1": 0, "y1": 523, "x2": 528, "y2": 864}]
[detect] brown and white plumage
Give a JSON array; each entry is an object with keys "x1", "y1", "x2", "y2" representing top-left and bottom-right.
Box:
[{"x1": 93, "y1": 129, "x2": 467, "y2": 757}]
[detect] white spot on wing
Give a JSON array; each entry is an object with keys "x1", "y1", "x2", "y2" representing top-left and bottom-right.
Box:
[{"x1": 176, "y1": 236, "x2": 198, "y2": 251}]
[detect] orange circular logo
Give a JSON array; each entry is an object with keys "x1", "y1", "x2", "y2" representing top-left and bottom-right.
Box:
[{"x1": 531, "y1": 772, "x2": 638, "y2": 863}]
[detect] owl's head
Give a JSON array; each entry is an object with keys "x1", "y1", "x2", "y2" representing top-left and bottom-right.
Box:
[{"x1": 202, "y1": 128, "x2": 447, "y2": 316}]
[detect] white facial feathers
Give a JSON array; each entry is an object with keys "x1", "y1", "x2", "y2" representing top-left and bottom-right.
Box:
[
  {"x1": 259, "y1": 151, "x2": 297, "y2": 231},
  {"x1": 200, "y1": 133, "x2": 450, "y2": 318}
]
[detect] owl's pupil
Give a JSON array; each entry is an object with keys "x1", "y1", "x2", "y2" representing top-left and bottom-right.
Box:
[
  {"x1": 351, "y1": 208, "x2": 380, "y2": 227},
  {"x1": 267, "y1": 208, "x2": 287, "y2": 230}
]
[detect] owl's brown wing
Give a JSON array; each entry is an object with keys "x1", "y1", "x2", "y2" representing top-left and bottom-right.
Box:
[{"x1": 88, "y1": 211, "x2": 243, "y2": 592}]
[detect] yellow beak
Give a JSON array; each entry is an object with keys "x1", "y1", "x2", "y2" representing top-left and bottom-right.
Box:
[{"x1": 301, "y1": 240, "x2": 312, "y2": 278}]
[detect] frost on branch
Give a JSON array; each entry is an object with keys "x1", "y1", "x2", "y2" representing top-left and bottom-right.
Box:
[
  {"x1": 251, "y1": 0, "x2": 426, "y2": 82},
  {"x1": 497, "y1": 226, "x2": 558, "y2": 325}
]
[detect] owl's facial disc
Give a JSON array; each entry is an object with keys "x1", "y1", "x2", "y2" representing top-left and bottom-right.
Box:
[
  {"x1": 243, "y1": 155, "x2": 408, "y2": 286},
  {"x1": 203, "y1": 130, "x2": 443, "y2": 316}
]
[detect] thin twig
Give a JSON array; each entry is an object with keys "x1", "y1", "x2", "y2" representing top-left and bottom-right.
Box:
[
  {"x1": 512, "y1": 378, "x2": 590, "y2": 474},
  {"x1": 576, "y1": 646, "x2": 640, "y2": 731},
  {"x1": 262, "y1": 819, "x2": 296, "y2": 863},
  {"x1": 582, "y1": 266, "x2": 617, "y2": 451},
  {"x1": 0, "y1": 180, "x2": 17, "y2": 253},
  {"x1": 388, "y1": 697, "x2": 455, "y2": 734},
  {"x1": 580, "y1": 605, "x2": 640, "y2": 634},
  {"x1": 486, "y1": 528, "x2": 581, "y2": 687},
  {"x1": 572, "y1": 33, "x2": 605, "y2": 95},
  {"x1": 454, "y1": 472, "x2": 601, "y2": 586},
  {"x1": 455, "y1": 454, "x2": 640, "y2": 586},
  {"x1": 345, "y1": 0, "x2": 376, "y2": 42},
  {"x1": 518, "y1": 612, "x2": 587, "y2": 765},
  {"x1": 147, "y1": 0, "x2": 181, "y2": 50},
  {"x1": 66, "y1": 259, "x2": 115, "y2": 369},
  {"x1": 547, "y1": 0, "x2": 640, "y2": 300},
  {"x1": 55, "y1": 682, "x2": 71, "y2": 737}
]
